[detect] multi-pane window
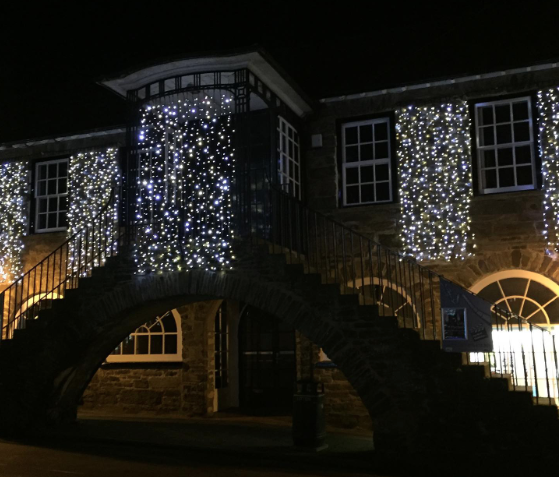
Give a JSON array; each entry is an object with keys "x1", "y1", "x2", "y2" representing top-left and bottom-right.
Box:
[
  {"x1": 475, "y1": 97, "x2": 536, "y2": 194},
  {"x1": 277, "y1": 117, "x2": 301, "y2": 199},
  {"x1": 35, "y1": 159, "x2": 68, "y2": 232},
  {"x1": 342, "y1": 118, "x2": 392, "y2": 205},
  {"x1": 215, "y1": 305, "x2": 229, "y2": 389},
  {"x1": 107, "y1": 311, "x2": 181, "y2": 363}
]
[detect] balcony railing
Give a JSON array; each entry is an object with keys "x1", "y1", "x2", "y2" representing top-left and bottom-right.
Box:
[{"x1": 0, "y1": 173, "x2": 557, "y2": 406}]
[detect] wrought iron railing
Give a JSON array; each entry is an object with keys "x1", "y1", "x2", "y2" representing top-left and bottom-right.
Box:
[
  {"x1": 467, "y1": 307, "x2": 559, "y2": 405},
  {"x1": 0, "y1": 188, "x2": 120, "y2": 340},
  {"x1": 239, "y1": 170, "x2": 559, "y2": 405},
  {"x1": 0, "y1": 170, "x2": 558, "y2": 405}
]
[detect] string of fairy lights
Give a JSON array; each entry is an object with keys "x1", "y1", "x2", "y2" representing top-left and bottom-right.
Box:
[
  {"x1": 135, "y1": 93, "x2": 235, "y2": 273},
  {"x1": 396, "y1": 102, "x2": 474, "y2": 261},
  {"x1": 537, "y1": 89, "x2": 559, "y2": 253},
  {"x1": 4, "y1": 89, "x2": 559, "y2": 280},
  {"x1": 68, "y1": 149, "x2": 120, "y2": 272},
  {"x1": 0, "y1": 161, "x2": 28, "y2": 283}
]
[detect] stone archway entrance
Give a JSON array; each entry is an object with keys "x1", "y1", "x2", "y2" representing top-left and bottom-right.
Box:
[
  {"x1": 238, "y1": 305, "x2": 296, "y2": 413},
  {"x1": 0, "y1": 253, "x2": 493, "y2": 452}
]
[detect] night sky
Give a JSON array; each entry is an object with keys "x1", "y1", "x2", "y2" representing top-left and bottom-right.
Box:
[{"x1": 2, "y1": 1, "x2": 559, "y2": 143}]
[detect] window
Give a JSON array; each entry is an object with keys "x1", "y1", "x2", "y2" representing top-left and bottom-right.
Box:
[
  {"x1": 277, "y1": 116, "x2": 301, "y2": 199},
  {"x1": 341, "y1": 117, "x2": 392, "y2": 205},
  {"x1": 35, "y1": 159, "x2": 68, "y2": 232},
  {"x1": 474, "y1": 97, "x2": 536, "y2": 194},
  {"x1": 107, "y1": 310, "x2": 182, "y2": 363},
  {"x1": 214, "y1": 305, "x2": 228, "y2": 389}
]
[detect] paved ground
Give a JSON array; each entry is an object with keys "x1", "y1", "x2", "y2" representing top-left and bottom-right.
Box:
[
  {"x1": 0, "y1": 439, "x2": 378, "y2": 477},
  {"x1": 0, "y1": 411, "x2": 552, "y2": 477},
  {"x1": 0, "y1": 411, "x2": 380, "y2": 477}
]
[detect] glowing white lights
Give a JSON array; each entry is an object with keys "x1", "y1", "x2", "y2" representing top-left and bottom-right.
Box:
[
  {"x1": 396, "y1": 102, "x2": 474, "y2": 261},
  {"x1": 538, "y1": 89, "x2": 559, "y2": 252},
  {"x1": 68, "y1": 149, "x2": 120, "y2": 271},
  {"x1": 135, "y1": 94, "x2": 234, "y2": 273},
  {"x1": 0, "y1": 161, "x2": 28, "y2": 283}
]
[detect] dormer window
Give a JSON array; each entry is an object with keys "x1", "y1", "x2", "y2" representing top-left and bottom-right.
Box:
[
  {"x1": 474, "y1": 97, "x2": 536, "y2": 194},
  {"x1": 35, "y1": 159, "x2": 68, "y2": 232}
]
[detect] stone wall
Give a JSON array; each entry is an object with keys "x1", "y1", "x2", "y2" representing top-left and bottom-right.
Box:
[
  {"x1": 305, "y1": 92, "x2": 553, "y2": 291},
  {"x1": 316, "y1": 366, "x2": 373, "y2": 431},
  {"x1": 82, "y1": 300, "x2": 220, "y2": 417},
  {"x1": 296, "y1": 332, "x2": 372, "y2": 431},
  {"x1": 82, "y1": 366, "x2": 182, "y2": 414}
]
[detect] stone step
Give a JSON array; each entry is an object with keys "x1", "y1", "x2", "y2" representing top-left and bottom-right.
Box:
[
  {"x1": 352, "y1": 315, "x2": 398, "y2": 329},
  {"x1": 532, "y1": 402, "x2": 559, "y2": 418},
  {"x1": 460, "y1": 362, "x2": 491, "y2": 379},
  {"x1": 24, "y1": 318, "x2": 47, "y2": 331}
]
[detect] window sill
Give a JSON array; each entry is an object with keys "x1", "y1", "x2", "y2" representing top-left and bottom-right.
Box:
[{"x1": 472, "y1": 188, "x2": 544, "y2": 202}]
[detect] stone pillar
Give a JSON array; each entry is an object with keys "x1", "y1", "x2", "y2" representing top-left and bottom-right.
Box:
[{"x1": 177, "y1": 300, "x2": 220, "y2": 416}]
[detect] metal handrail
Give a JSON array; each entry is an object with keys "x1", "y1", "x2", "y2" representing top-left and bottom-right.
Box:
[
  {"x1": 0, "y1": 168, "x2": 557, "y2": 405},
  {"x1": 0, "y1": 188, "x2": 120, "y2": 339},
  {"x1": 244, "y1": 172, "x2": 559, "y2": 405}
]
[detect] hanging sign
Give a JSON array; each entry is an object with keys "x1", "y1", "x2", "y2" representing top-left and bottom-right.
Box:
[{"x1": 440, "y1": 278, "x2": 493, "y2": 353}]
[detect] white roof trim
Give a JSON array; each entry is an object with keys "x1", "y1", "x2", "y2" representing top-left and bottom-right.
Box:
[
  {"x1": 320, "y1": 62, "x2": 559, "y2": 103},
  {"x1": 0, "y1": 128, "x2": 125, "y2": 151},
  {"x1": 101, "y1": 52, "x2": 312, "y2": 118}
]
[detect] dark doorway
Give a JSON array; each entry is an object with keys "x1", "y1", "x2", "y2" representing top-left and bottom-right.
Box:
[{"x1": 238, "y1": 305, "x2": 296, "y2": 414}]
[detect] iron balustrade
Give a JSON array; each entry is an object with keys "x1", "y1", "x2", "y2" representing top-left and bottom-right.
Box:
[
  {"x1": 240, "y1": 171, "x2": 559, "y2": 406},
  {"x1": 0, "y1": 188, "x2": 120, "y2": 340},
  {"x1": 0, "y1": 173, "x2": 557, "y2": 406}
]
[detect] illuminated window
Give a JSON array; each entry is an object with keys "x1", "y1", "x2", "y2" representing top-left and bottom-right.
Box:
[
  {"x1": 470, "y1": 271, "x2": 559, "y2": 402},
  {"x1": 341, "y1": 117, "x2": 392, "y2": 205},
  {"x1": 474, "y1": 97, "x2": 536, "y2": 194},
  {"x1": 277, "y1": 117, "x2": 301, "y2": 199},
  {"x1": 35, "y1": 159, "x2": 68, "y2": 232},
  {"x1": 107, "y1": 310, "x2": 182, "y2": 363},
  {"x1": 471, "y1": 270, "x2": 559, "y2": 327}
]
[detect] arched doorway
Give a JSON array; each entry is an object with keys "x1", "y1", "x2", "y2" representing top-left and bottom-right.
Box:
[{"x1": 238, "y1": 304, "x2": 296, "y2": 414}]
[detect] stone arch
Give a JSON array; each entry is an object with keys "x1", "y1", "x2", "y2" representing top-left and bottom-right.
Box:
[
  {"x1": 470, "y1": 269, "x2": 559, "y2": 326},
  {"x1": 349, "y1": 277, "x2": 421, "y2": 327},
  {"x1": 433, "y1": 249, "x2": 559, "y2": 293},
  {"x1": 3, "y1": 269, "x2": 395, "y2": 439}
]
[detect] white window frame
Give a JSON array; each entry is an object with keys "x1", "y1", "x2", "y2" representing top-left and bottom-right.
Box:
[
  {"x1": 341, "y1": 117, "x2": 393, "y2": 206},
  {"x1": 106, "y1": 309, "x2": 183, "y2": 363},
  {"x1": 35, "y1": 158, "x2": 69, "y2": 233},
  {"x1": 277, "y1": 116, "x2": 301, "y2": 199},
  {"x1": 474, "y1": 96, "x2": 537, "y2": 194}
]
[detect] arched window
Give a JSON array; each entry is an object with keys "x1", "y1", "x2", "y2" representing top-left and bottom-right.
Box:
[
  {"x1": 470, "y1": 271, "x2": 559, "y2": 401},
  {"x1": 470, "y1": 270, "x2": 559, "y2": 327},
  {"x1": 351, "y1": 277, "x2": 420, "y2": 327},
  {"x1": 106, "y1": 309, "x2": 182, "y2": 363}
]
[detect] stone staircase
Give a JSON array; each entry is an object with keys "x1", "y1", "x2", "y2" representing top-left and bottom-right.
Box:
[
  {"x1": 0, "y1": 236, "x2": 557, "y2": 454},
  {"x1": 251, "y1": 241, "x2": 559, "y2": 453}
]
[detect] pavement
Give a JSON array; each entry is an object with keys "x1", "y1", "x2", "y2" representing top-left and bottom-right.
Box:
[
  {"x1": 46, "y1": 410, "x2": 378, "y2": 473},
  {"x1": 2, "y1": 411, "x2": 554, "y2": 477}
]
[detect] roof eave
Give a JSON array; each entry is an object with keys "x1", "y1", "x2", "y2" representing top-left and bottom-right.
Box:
[{"x1": 99, "y1": 50, "x2": 313, "y2": 118}]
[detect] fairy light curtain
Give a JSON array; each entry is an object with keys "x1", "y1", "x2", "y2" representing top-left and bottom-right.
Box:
[
  {"x1": 396, "y1": 102, "x2": 474, "y2": 261},
  {"x1": 538, "y1": 88, "x2": 559, "y2": 252},
  {"x1": 67, "y1": 149, "x2": 120, "y2": 270},
  {"x1": 135, "y1": 94, "x2": 235, "y2": 273},
  {"x1": 0, "y1": 161, "x2": 29, "y2": 283}
]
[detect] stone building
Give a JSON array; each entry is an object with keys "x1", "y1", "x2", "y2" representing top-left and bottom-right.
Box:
[{"x1": 2, "y1": 48, "x2": 559, "y2": 449}]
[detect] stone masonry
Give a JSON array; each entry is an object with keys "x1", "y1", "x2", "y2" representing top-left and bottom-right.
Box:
[
  {"x1": 82, "y1": 301, "x2": 219, "y2": 417},
  {"x1": 304, "y1": 74, "x2": 558, "y2": 293}
]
